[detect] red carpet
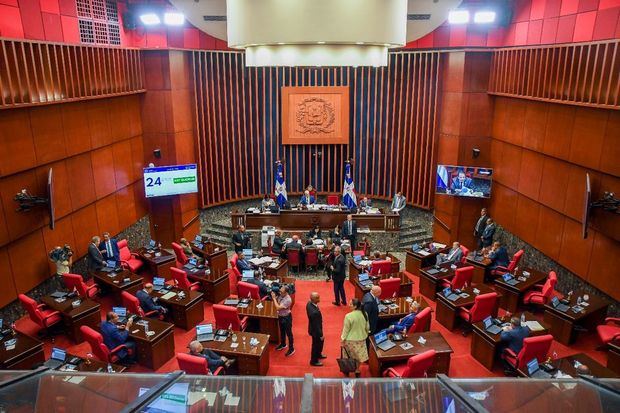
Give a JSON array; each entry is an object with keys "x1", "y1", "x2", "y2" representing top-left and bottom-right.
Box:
[{"x1": 14, "y1": 274, "x2": 609, "y2": 378}]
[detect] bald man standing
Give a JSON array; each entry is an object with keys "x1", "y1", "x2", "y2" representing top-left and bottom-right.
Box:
[
  {"x1": 306, "y1": 292, "x2": 326, "y2": 366},
  {"x1": 362, "y1": 285, "x2": 382, "y2": 335}
]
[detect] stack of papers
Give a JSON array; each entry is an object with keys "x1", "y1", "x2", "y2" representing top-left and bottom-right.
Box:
[
  {"x1": 249, "y1": 257, "x2": 272, "y2": 265},
  {"x1": 432, "y1": 242, "x2": 447, "y2": 249},
  {"x1": 523, "y1": 321, "x2": 545, "y2": 332},
  {"x1": 161, "y1": 291, "x2": 177, "y2": 300},
  {"x1": 418, "y1": 250, "x2": 430, "y2": 256},
  {"x1": 358, "y1": 260, "x2": 373, "y2": 266}
]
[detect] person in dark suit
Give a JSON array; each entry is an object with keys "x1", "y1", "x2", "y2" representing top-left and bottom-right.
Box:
[
  {"x1": 481, "y1": 218, "x2": 496, "y2": 248},
  {"x1": 362, "y1": 285, "x2": 382, "y2": 335},
  {"x1": 436, "y1": 242, "x2": 464, "y2": 265},
  {"x1": 306, "y1": 292, "x2": 326, "y2": 366},
  {"x1": 87, "y1": 236, "x2": 106, "y2": 272},
  {"x1": 451, "y1": 170, "x2": 474, "y2": 194},
  {"x1": 330, "y1": 225, "x2": 342, "y2": 245},
  {"x1": 188, "y1": 340, "x2": 234, "y2": 373},
  {"x1": 299, "y1": 190, "x2": 315, "y2": 206},
  {"x1": 232, "y1": 225, "x2": 251, "y2": 253},
  {"x1": 307, "y1": 225, "x2": 322, "y2": 240},
  {"x1": 285, "y1": 235, "x2": 302, "y2": 252},
  {"x1": 246, "y1": 271, "x2": 270, "y2": 298},
  {"x1": 99, "y1": 232, "x2": 120, "y2": 263},
  {"x1": 499, "y1": 317, "x2": 530, "y2": 373},
  {"x1": 488, "y1": 241, "x2": 510, "y2": 270},
  {"x1": 236, "y1": 252, "x2": 253, "y2": 272},
  {"x1": 358, "y1": 197, "x2": 371, "y2": 210},
  {"x1": 271, "y1": 230, "x2": 285, "y2": 257},
  {"x1": 330, "y1": 246, "x2": 347, "y2": 306},
  {"x1": 474, "y1": 208, "x2": 489, "y2": 250},
  {"x1": 342, "y1": 215, "x2": 357, "y2": 251},
  {"x1": 100, "y1": 311, "x2": 135, "y2": 363},
  {"x1": 136, "y1": 283, "x2": 167, "y2": 317}
]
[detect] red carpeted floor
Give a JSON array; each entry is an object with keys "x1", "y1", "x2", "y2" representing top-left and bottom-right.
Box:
[{"x1": 14, "y1": 274, "x2": 609, "y2": 378}]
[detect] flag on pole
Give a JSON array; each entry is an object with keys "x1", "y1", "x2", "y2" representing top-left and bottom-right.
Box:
[
  {"x1": 436, "y1": 165, "x2": 449, "y2": 190},
  {"x1": 274, "y1": 161, "x2": 288, "y2": 207},
  {"x1": 342, "y1": 162, "x2": 357, "y2": 209}
]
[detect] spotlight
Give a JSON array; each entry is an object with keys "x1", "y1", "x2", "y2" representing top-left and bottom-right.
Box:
[
  {"x1": 448, "y1": 10, "x2": 469, "y2": 24},
  {"x1": 139, "y1": 13, "x2": 160, "y2": 25},
  {"x1": 164, "y1": 12, "x2": 185, "y2": 26},
  {"x1": 474, "y1": 11, "x2": 496, "y2": 24}
]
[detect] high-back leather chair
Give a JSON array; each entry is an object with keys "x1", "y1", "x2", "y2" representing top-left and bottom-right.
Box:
[
  {"x1": 213, "y1": 304, "x2": 248, "y2": 331},
  {"x1": 177, "y1": 353, "x2": 223, "y2": 375},
  {"x1": 408, "y1": 307, "x2": 432, "y2": 334},
  {"x1": 170, "y1": 267, "x2": 201, "y2": 291},
  {"x1": 502, "y1": 334, "x2": 553, "y2": 371},
  {"x1": 172, "y1": 242, "x2": 188, "y2": 268},
  {"x1": 237, "y1": 281, "x2": 261, "y2": 300},
  {"x1": 117, "y1": 239, "x2": 144, "y2": 272},
  {"x1": 62, "y1": 273, "x2": 99, "y2": 298},
  {"x1": 18, "y1": 294, "x2": 61, "y2": 338},
  {"x1": 379, "y1": 277, "x2": 401, "y2": 299},
  {"x1": 80, "y1": 325, "x2": 132, "y2": 364},
  {"x1": 383, "y1": 349, "x2": 437, "y2": 378}
]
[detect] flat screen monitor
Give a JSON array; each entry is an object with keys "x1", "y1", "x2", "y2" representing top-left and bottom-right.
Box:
[
  {"x1": 436, "y1": 165, "x2": 492, "y2": 198},
  {"x1": 143, "y1": 164, "x2": 198, "y2": 198}
]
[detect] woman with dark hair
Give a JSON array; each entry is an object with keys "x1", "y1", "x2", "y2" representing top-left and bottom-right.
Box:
[
  {"x1": 262, "y1": 194, "x2": 275, "y2": 210},
  {"x1": 340, "y1": 298, "x2": 370, "y2": 377},
  {"x1": 330, "y1": 224, "x2": 342, "y2": 245},
  {"x1": 307, "y1": 225, "x2": 322, "y2": 240}
]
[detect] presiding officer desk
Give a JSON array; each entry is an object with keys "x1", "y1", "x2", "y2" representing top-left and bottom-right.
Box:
[{"x1": 232, "y1": 206, "x2": 400, "y2": 231}]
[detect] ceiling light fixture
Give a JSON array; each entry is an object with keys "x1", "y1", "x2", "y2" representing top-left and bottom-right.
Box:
[
  {"x1": 164, "y1": 12, "x2": 185, "y2": 26},
  {"x1": 473, "y1": 11, "x2": 496, "y2": 24},
  {"x1": 448, "y1": 10, "x2": 469, "y2": 24},
  {"x1": 139, "y1": 13, "x2": 161, "y2": 26}
]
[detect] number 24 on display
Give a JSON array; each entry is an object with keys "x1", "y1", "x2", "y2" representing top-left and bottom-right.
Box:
[{"x1": 146, "y1": 177, "x2": 162, "y2": 187}]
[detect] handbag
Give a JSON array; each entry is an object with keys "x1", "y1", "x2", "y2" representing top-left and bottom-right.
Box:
[{"x1": 337, "y1": 346, "x2": 359, "y2": 375}]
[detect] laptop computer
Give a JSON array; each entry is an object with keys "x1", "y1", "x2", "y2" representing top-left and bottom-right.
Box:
[
  {"x1": 483, "y1": 316, "x2": 502, "y2": 334},
  {"x1": 358, "y1": 273, "x2": 373, "y2": 287},
  {"x1": 412, "y1": 244, "x2": 421, "y2": 252},
  {"x1": 551, "y1": 296, "x2": 570, "y2": 312},
  {"x1": 196, "y1": 323, "x2": 214, "y2": 342},
  {"x1": 145, "y1": 239, "x2": 157, "y2": 250},
  {"x1": 242, "y1": 248, "x2": 253, "y2": 259},
  {"x1": 242, "y1": 270, "x2": 254, "y2": 281},
  {"x1": 223, "y1": 298, "x2": 240, "y2": 306},
  {"x1": 50, "y1": 291, "x2": 68, "y2": 299},
  {"x1": 526, "y1": 358, "x2": 552, "y2": 378},
  {"x1": 183, "y1": 258, "x2": 198, "y2": 271},
  {"x1": 353, "y1": 255, "x2": 363, "y2": 263},
  {"x1": 426, "y1": 268, "x2": 440, "y2": 275},
  {"x1": 113, "y1": 306, "x2": 128, "y2": 324},
  {"x1": 100, "y1": 260, "x2": 119, "y2": 273},
  {"x1": 502, "y1": 273, "x2": 519, "y2": 286},
  {"x1": 44, "y1": 347, "x2": 67, "y2": 369},
  {"x1": 442, "y1": 287, "x2": 460, "y2": 302},
  {"x1": 193, "y1": 235, "x2": 203, "y2": 246},
  {"x1": 374, "y1": 330, "x2": 396, "y2": 352},
  {"x1": 152, "y1": 277, "x2": 165, "y2": 291}
]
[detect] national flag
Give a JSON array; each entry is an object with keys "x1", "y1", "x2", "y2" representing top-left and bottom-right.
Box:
[
  {"x1": 437, "y1": 165, "x2": 449, "y2": 190},
  {"x1": 342, "y1": 162, "x2": 357, "y2": 209},
  {"x1": 274, "y1": 161, "x2": 288, "y2": 207}
]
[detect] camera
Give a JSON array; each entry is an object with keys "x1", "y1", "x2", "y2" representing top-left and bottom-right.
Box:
[{"x1": 49, "y1": 244, "x2": 73, "y2": 262}]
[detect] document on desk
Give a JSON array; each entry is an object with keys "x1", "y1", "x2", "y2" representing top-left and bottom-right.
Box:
[
  {"x1": 188, "y1": 391, "x2": 217, "y2": 406},
  {"x1": 161, "y1": 292, "x2": 177, "y2": 300},
  {"x1": 417, "y1": 250, "x2": 430, "y2": 256},
  {"x1": 523, "y1": 321, "x2": 545, "y2": 332},
  {"x1": 432, "y1": 242, "x2": 447, "y2": 249},
  {"x1": 224, "y1": 394, "x2": 240, "y2": 407},
  {"x1": 358, "y1": 260, "x2": 373, "y2": 266}
]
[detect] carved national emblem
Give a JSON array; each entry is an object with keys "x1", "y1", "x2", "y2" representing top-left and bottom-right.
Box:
[{"x1": 295, "y1": 97, "x2": 336, "y2": 134}]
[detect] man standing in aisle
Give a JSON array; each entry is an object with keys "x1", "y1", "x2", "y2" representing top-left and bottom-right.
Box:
[
  {"x1": 474, "y1": 208, "x2": 489, "y2": 250},
  {"x1": 232, "y1": 225, "x2": 251, "y2": 253},
  {"x1": 342, "y1": 214, "x2": 357, "y2": 252},
  {"x1": 362, "y1": 285, "x2": 382, "y2": 335},
  {"x1": 272, "y1": 286, "x2": 295, "y2": 356},
  {"x1": 306, "y1": 292, "x2": 326, "y2": 366},
  {"x1": 331, "y1": 246, "x2": 347, "y2": 306}
]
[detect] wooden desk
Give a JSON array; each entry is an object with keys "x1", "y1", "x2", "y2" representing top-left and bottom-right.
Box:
[
  {"x1": 234, "y1": 299, "x2": 280, "y2": 344},
  {"x1": 544, "y1": 291, "x2": 610, "y2": 345},
  {"x1": 40, "y1": 294, "x2": 101, "y2": 343},
  {"x1": 378, "y1": 296, "x2": 431, "y2": 322},
  {"x1": 352, "y1": 272, "x2": 413, "y2": 301},
  {"x1": 152, "y1": 288, "x2": 204, "y2": 330},
  {"x1": 186, "y1": 268, "x2": 230, "y2": 304},
  {"x1": 435, "y1": 284, "x2": 499, "y2": 331},
  {"x1": 136, "y1": 248, "x2": 175, "y2": 280},
  {"x1": 518, "y1": 353, "x2": 618, "y2": 378},
  {"x1": 607, "y1": 341, "x2": 620, "y2": 375},
  {"x1": 258, "y1": 259, "x2": 288, "y2": 279},
  {"x1": 235, "y1": 208, "x2": 400, "y2": 232},
  {"x1": 92, "y1": 269, "x2": 143, "y2": 304},
  {"x1": 0, "y1": 331, "x2": 44, "y2": 370},
  {"x1": 348, "y1": 253, "x2": 401, "y2": 282},
  {"x1": 419, "y1": 262, "x2": 471, "y2": 300},
  {"x1": 128, "y1": 318, "x2": 175, "y2": 369},
  {"x1": 471, "y1": 312, "x2": 551, "y2": 371},
  {"x1": 368, "y1": 331, "x2": 453, "y2": 377},
  {"x1": 200, "y1": 331, "x2": 270, "y2": 375},
  {"x1": 191, "y1": 242, "x2": 228, "y2": 278},
  {"x1": 405, "y1": 245, "x2": 449, "y2": 277},
  {"x1": 494, "y1": 268, "x2": 548, "y2": 313},
  {"x1": 465, "y1": 253, "x2": 491, "y2": 284},
  {"x1": 58, "y1": 354, "x2": 126, "y2": 373}
]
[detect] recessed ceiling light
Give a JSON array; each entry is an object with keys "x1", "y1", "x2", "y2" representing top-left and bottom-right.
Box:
[
  {"x1": 164, "y1": 12, "x2": 185, "y2": 26},
  {"x1": 139, "y1": 13, "x2": 160, "y2": 26},
  {"x1": 474, "y1": 11, "x2": 496, "y2": 24},
  {"x1": 277, "y1": 42, "x2": 285, "y2": 45},
  {"x1": 448, "y1": 10, "x2": 469, "y2": 24},
  {"x1": 356, "y1": 41, "x2": 364, "y2": 45},
  {"x1": 317, "y1": 41, "x2": 326, "y2": 44}
]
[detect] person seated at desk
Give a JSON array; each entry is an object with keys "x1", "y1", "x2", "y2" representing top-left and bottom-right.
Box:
[
  {"x1": 245, "y1": 271, "x2": 270, "y2": 298},
  {"x1": 451, "y1": 169, "x2": 474, "y2": 195},
  {"x1": 384, "y1": 301, "x2": 421, "y2": 335},
  {"x1": 101, "y1": 311, "x2": 136, "y2": 364},
  {"x1": 358, "y1": 197, "x2": 371, "y2": 210},
  {"x1": 236, "y1": 252, "x2": 253, "y2": 272},
  {"x1": 306, "y1": 185, "x2": 317, "y2": 199},
  {"x1": 487, "y1": 241, "x2": 509, "y2": 270},
  {"x1": 188, "y1": 340, "x2": 234, "y2": 373},
  {"x1": 232, "y1": 225, "x2": 251, "y2": 253},
  {"x1": 298, "y1": 190, "x2": 315, "y2": 207},
  {"x1": 136, "y1": 283, "x2": 167, "y2": 317},
  {"x1": 179, "y1": 238, "x2": 202, "y2": 262},
  {"x1": 285, "y1": 235, "x2": 303, "y2": 253},
  {"x1": 436, "y1": 242, "x2": 463, "y2": 265},
  {"x1": 261, "y1": 194, "x2": 275, "y2": 210},
  {"x1": 371, "y1": 251, "x2": 382, "y2": 261},
  {"x1": 271, "y1": 230, "x2": 285, "y2": 257},
  {"x1": 330, "y1": 225, "x2": 342, "y2": 245},
  {"x1": 99, "y1": 232, "x2": 120, "y2": 263},
  {"x1": 307, "y1": 225, "x2": 322, "y2": 240},
  {"x1": 499, "y1": 316, "x2": 530, "y2": 374},
  {"x1": 391, "y1": 191, "x2": 406, "y2": 213}
]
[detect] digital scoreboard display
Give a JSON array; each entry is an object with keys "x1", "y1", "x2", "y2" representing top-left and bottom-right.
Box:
[{"x1": 143, "y1": 164, "x2": 198, "y2": 198}]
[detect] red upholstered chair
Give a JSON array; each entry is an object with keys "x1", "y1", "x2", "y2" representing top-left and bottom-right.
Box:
[
  {"x1": 170, "y1": 267, "x2": 201, "y2": 291},
  {"x1": 459, "y1": 245, "x2": 469, "y2": 264},
  {"x1": 62, "y1": 273, "x2": 99, "y2": 299},
  {"x1": 237, "y1": 281, "x2": 262, "y2": 300},
  {"x1": 213, "y1": 304, "x2": 248, "y2": 331},
  {"x1": 352, "y1": 250, "x2": 365, "y2": 257},
  {"x1": 327, "y1": 195, "x2": 339, "y2": 205},
  {"x1": 502, "y1": 334, "x2": 553, "y2": 371},
  {"x1": 172, "y1": 242, "x2": 189, "y2": 268},
  {"x1": 379, "y1": 277, "x2": 401, "y2": 299},
  {"x1": 357, "y1": 240, "x2": 371, "y2": 256},
  {"x1": 523, "y1": 271, "x2": 557, "y2": 308},
  {"x1": 118, "y1": 239, "x2": 144, "y2": 273},
  {"x1": 121, "y1": 291, "x2": 161, "y2": 319},
  {"x1": 596, "y1": 318, "x2": 620, "y2": 346},
  {"x1": 408, "y1": 307, "x2": 432, "y2": 334},
  {"x1": 229, "y1": 254, "x2": 241, "y2": 278},
  {"x1": 491, "y1": 249, "x2": 524, "y2": 276},
  {"x1": 441, "y1": 266, "x2": 474, "y2": 290},
  {"x1": 383, "y1": 349, "x2": 436, "y2": 378},
  {"x1": 176, "y1": 353, "x2": 223, "y2": 375},
  {"x1": 226, "y1": 268, "x2": 239, "y2": 296},
  {"x1": 80, "y1": 325, "x2": 133, "y2": 364},
  {"x1": 18, "y1": 294, "x2": 61, "y2": 338},
  {"x1": 370, "y1": 260, "x2": 392, "y2": 276},
  {"x1": 305, "y1": 248, "x2": 319, "y2": 272},
  {"x1": 458, "y1": 292, "x2": 498, "y2": 334},
  {"x1": 287, "y1": 249, "x2": 301, "y2": 273}
]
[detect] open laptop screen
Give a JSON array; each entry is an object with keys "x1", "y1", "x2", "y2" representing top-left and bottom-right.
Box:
[
  {"x1": 51, "y1": 347, "x2": 66, "y2": 361},
  {"x1": 527, "y1": 358, "x2": 539, "y2": 375},
  {"x1": 153, "y1": 277, "x2": 165, "y2": 286},
  {"x1": 196, "y1": 324, "x2": 212, "y2": 335},
  {"x1": 374, "y1": 330, "x2": 387, "y2": 344},
  {"x1": 113, "y1": 307, "x2": 127, "y2": 317}
]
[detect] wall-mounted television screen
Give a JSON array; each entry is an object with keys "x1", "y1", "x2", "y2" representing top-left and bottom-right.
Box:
[
  {"x1": 143, "y1": 164, "x2": 198, "y2": 198},
  {"x1": 436, "y1": 165, "x2": 493, "y2": 198}
]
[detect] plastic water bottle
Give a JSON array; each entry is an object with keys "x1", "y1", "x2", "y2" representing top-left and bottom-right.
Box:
[
  {"x1": 520, "y1": 313, "x2": 526, "y2": 324},
  {"x1": 107, "y1": 363, "x2": 113, "y2": 373}
]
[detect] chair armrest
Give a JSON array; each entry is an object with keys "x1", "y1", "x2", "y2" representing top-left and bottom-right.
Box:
[
  {"x1": 144, "y1": 310, "x2": 160, "y2": 318},
  {"x1": 37, "y1": 303, "x2": 47, "y2": 310},
  {"x1": 109, "y1": 344, "x2": 128, "y2": 355},
  {"x1": 605, "y1": 317, "x2": 620, "y2": 324},
  {"x1": 383, "y1": 368, "x2": 399, "y2": 377},
  {"x1": 494, "y1": 266, "x2": 509, "y2": 273},
  {"x1": 528, "y1": 292, "x2": 545, "y2": 299},
  {"x1": 42, "y1": 310, "x2": 60, "y2": 321},
  {"x1": 503, "y1": 348, "x2": 517, "y2": 359},
  {"x1": 211, "y1": 366, "x2": 224, "y2": 376},
  {"x1": 240, "y1": 316, "x2": 249, "y2": 330},
  {"x1": 190, "y1": 281, "x2": 201, "y2": 288}
]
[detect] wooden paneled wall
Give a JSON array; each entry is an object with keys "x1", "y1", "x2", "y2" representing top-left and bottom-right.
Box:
[
  {"x1": 488, "y1": 40, "x2": 620, "y2": 109},
  {"x1": 0, "y1": 39, "x2": 144, "y2": 109},
  {"x1": 192, "y1": 51, "x2": 441, "y2": 209}
]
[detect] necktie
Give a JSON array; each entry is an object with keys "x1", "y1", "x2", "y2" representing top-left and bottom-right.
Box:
[{"x1": 106, "y1": 241, "x2": 112, "y2": 257}]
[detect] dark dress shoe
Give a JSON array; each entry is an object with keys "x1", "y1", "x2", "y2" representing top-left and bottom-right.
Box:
[
  {"x1": 310, "y1": 361, "x2": 324, "y2": 366},
  {"x1": 319, "y1": 354, "x2": 327, "y2": 359},
  {"x1": 332, "y1": 301, "x2": 340, "y2": 306}
]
